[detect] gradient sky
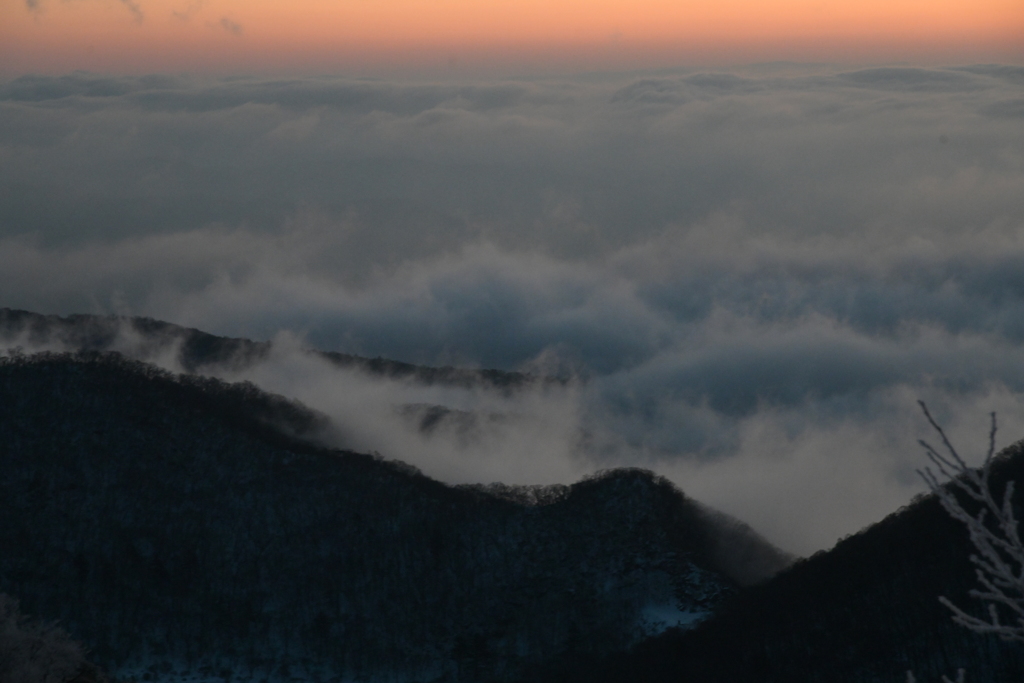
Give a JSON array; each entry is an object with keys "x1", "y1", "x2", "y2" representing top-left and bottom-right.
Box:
[{"x1": 2, "y1": 0, "x2": 1022, "y2": 75}]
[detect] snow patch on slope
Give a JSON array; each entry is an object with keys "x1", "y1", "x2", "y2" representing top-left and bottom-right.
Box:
[{"x1": 639, "y1": 603, "x2": 709, "y2": 635}]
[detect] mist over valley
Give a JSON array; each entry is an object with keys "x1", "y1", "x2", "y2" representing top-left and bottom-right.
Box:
[{"x1": 1, "y1": 53, "x2": 1023, "y2": 681}]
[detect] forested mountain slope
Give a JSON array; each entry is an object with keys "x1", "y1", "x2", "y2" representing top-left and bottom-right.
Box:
[
  {"x1": 527, "y1": 443, "x2": 1024, "y2": 682},
  {"x1": 0, "y1": 352, "x2": 780, "y2": 682}
]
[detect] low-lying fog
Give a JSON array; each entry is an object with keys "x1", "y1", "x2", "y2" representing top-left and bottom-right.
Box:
[{"x1": 2, "y1": 63, "x2": 1023, "y2": 555}]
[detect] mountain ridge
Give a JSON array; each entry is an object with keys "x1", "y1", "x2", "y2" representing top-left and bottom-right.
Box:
[
  {"x1": 523, "y1": 439, "x2": 1024, "y2": 681},
  {"x1": 0, "y1": 307, "x2": 543, "y2": 391},
  {"x1": 0, "y1": 349, "x2": 790, "y2": 682},
  {"x1": 3, "y1": 308, "x2": 1018, "y2": 680}
]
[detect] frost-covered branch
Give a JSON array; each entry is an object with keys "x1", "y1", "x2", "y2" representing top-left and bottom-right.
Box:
[
  {"x1": 0, "y1": 594, "x2": 91, "y2": 683},
  {"x1": 917, "y1": 401, "x2": 1024, "y2": 643}
]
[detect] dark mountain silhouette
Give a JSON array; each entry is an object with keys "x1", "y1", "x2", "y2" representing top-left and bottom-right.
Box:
[
  {"x1": 0, "y1": 308, "x2": 539, "y2": 391},
  {"x1": 0, "y1": 307, "x2": 564, "y2": 445},
  {"x1": 6, "y1": 308, "x2": 1016, "y2": 680},
  {"x1": 525, "y1": 443, "x2": 1024, "y2": 682},
  {"x1": 0, "y1": 350, "x2": 789, "y2": 682},
  {"x1": 3, "y1": 308, "x2": 1018, "y2": 680}
]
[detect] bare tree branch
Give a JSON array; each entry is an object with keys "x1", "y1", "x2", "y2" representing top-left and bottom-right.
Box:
[{"x1": 917, "y1": 401, "x2": 1024, "y2": 643}]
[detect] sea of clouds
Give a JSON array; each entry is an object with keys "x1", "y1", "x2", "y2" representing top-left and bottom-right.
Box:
[{"x1": 1, "y1": 63, "x2": 1023, "y2": 554}]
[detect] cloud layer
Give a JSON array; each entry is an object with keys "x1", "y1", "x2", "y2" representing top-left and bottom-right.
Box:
[{"x1": 2, "y1": 64, "x2": 1023, "y2": 554}]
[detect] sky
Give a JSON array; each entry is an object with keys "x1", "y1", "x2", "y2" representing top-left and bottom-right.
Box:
[
  {"x1": 1, "y1": 0, "x2": 1024, "y2": 555},
  {"x1": 1, "y1": 0, "x2": 1022, "y2": 75}
]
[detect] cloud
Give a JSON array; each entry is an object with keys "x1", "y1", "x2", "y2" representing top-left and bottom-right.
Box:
[
  {"x1": 119, "y1": 0, "x2": 144, "y2": 23},
  {"x1": 0, "y1": 64, "x2": 1022, "y2": 555},
  {"x1": 982, "y1": 98, "x2": 1024, "y2": 118},
  {"x1": 611, "y1": 79, "x2": 689, "y2": 105},
  {"x1": 18, "y1": 0, "x2": 143, "y2": 21},
  {"x1": 217, "y1": 16, "x2": 242, "y2": 36},
  {"x1": 172, "y1": 0, "x2": 206, "y2": 21},
  {"x1": 5, "y1": 223, "x2": 1024, "y2": 555},
  {"x1": 836, "y1": 67, "x2": 984, "y2": 92}
]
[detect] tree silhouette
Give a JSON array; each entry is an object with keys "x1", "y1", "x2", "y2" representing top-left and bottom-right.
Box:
[{"x1": 0, "y1": 593, "x2": 100, "y2": 683}]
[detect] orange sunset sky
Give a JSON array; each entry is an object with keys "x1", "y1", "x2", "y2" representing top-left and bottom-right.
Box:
[{"x1": 1, "y1": 0, "x2": 1022, "y2": 75}]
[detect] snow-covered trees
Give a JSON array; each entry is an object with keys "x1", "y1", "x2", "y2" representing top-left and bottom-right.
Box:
[{"x1": 917, "y1": 401, "x2": 1024, "y2": 643}]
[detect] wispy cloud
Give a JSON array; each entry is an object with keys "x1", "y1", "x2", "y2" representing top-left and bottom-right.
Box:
[
  {"x1": 217, "y1": 16, "x2": 242, "y2": 36},
  {"x1": 172, "y1": 0, "x2": 207, "y2": 22},
  {"x1": 23, "y1": 0, "x2": 144, "y2": 21},
  {"x1": 119, "y1": 0, "x2": 144, "y2": 23}
]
